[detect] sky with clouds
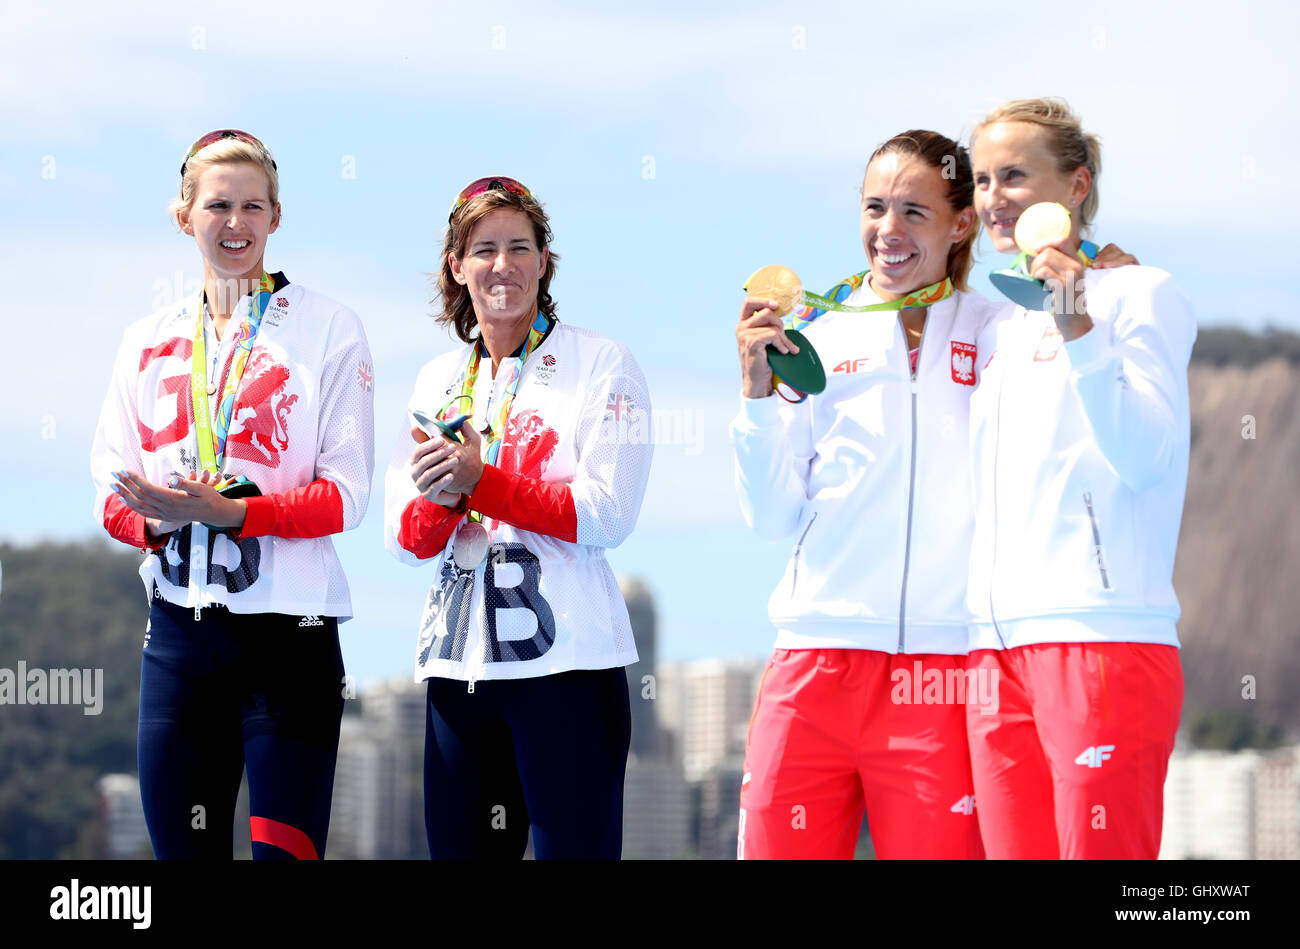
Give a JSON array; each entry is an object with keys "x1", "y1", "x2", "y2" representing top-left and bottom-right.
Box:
[{"x1": 1, "y1": 0, "x2": 1296, "y2": 687}]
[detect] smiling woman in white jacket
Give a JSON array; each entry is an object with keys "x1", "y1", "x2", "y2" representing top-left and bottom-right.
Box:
[
  {"x1": 91, "y1": 130, "x2": 374, "y2": 860},
  {"x1": 965, "y1": 98, "x2": 1196, "y2": 859},
  {"x1": 732, "y1": 130, "x2": 1007, "y2": 860}
]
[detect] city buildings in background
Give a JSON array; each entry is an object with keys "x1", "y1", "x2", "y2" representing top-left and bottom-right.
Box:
[
  {"x1": 329, "y1": 680, "x2": 425, "y2": 860},
  {"x1": 319, "y1": 577, "x2": 767, "y2": 859},
  {"x1": 97, "y1": 774, "x2": 149, "y2": 859},
  {"x1": 620, "y1": 578, "x2": 691, "y2": 859},
  {"x1": 1160, "y1": 744, "x2": 1300, "y2": 859},
  {"x1": 95, "y1": 578, "x2": 1300, "y2": 859}
]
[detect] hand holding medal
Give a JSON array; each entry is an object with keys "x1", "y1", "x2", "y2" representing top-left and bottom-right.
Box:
[
  {"x1": 741, "y1": 266, "x2": 826, "y2": 402},
  {"x1": 110, "y1": 468, "x2": 249, "y2": 535},
  {"x1": 739, "y1": 264, "x2": 956, "y2": 402},
  {"x1": 737, "y1": 265, "x2": 808, "y2": 400},
  {"x1": 409, "y1": 403, "x2": 490, "y2": 567},
  {"x1": 408, "y1": 310, "x2": 553, "y2": 570},
  {"x1": 989, "y1": 202, "x2": 1099, "y2": 313},
  {"x1": 409, "y1": 414, "x2": 483, "y2": 506}
]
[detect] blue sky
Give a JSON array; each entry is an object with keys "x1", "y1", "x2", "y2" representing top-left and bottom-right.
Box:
[{"x1": 1, "y1": 0, "x2": 1296, "y2": 688}]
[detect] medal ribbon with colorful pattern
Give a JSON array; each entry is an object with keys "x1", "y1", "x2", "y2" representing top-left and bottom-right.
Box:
[
  {"x1": 449, "y1": 309, "x2": 552, "y2": 522},
  {"x1": 190, "y1": 271, "x2": 276, "y2": 473},
  {"x1": 786, "y1": 273, "x2": 954, "y2": 332}
]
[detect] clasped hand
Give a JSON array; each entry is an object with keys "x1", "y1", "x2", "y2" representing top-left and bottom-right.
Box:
[
  {"x1": 409, "y1": 422, "x2": 485, "y2": 507},
  {"x1": 112, "y1": 469, "x2": 247, "y2": 540}
]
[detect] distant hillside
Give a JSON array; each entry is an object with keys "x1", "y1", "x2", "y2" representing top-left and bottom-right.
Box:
[
  {"x1": 1191, "y1": 326, "x2": 1300, "y2": 367},
  {"x1": 1174, "y1": 330, "x2": 1300, "y2": 739},
  {"x1": 0, "y1": 541, "x2": 145, "y2": 858}
]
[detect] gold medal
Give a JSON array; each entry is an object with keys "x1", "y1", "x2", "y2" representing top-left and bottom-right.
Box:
[
  {"x1": 1015, "y1": 202, "x2": 1072, "y2": 254},
  {"x1": 744, "y1": 265, "x2": 803, "y2": 318}
]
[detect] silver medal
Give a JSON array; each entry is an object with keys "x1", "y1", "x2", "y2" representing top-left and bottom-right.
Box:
[
  {"x1": 207, "y1": 382, "x2": 219, "y2": 395},
  {"x1": 452, "y1": 521, "x2": 490, "y2": 569}
]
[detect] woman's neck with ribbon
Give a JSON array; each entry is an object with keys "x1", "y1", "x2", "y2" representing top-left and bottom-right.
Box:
[
  {"x1": 454, "y1": 309, "x2": 551, "y2": 467},
  {"x1": 788, "y1": 272, "x2": 953, "y2": 332},
  {"x1": 191, "y1": 271, "x2": 276, "y2": 475},
  {"x1": 204, "y1": 268, "x2": 273, "y2": 335}
]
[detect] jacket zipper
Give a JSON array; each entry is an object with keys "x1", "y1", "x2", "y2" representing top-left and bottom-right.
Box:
[
  {"x1": 988, "y1": 325, "x2": 1008, "y2": 649},
  {"x1": 790, "y1": 513, "x2": 819, "y2": 596},
  {"x1": 896, "y1": 312, "x2": 926, "y2": 652},
  {"x1": 1083, "y1": 491, "x2": 1113, "y2": 591}
]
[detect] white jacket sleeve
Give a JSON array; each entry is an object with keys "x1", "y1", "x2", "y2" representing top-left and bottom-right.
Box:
[
  {"x1": 730, "y1": 393, "x2": 815, "y2": 541},
  {"x1": 315, "y1": 309, "x2": 376, "y2": 530},
  {"x1": 1064, "y1": 268, "x2": 1196, "y2": 492},
  {"x1": 382, "y1": 399, "x2": 446, "y2": 567},
  {"x1": 569, "y1": 344, "x2": 654, "y2": 548},
  {"x1": 89, "y1": 331, "x2": 144, "y2": 529}
]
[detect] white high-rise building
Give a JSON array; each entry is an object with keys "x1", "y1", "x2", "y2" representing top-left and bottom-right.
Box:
[
  {"x1": 622, "y1": 753, "x2": 692, "y2": 860},
  {"x1": 1255, "y1": 747, "x2": 1300, "y2": 859},
  {"x1": 363, "y1": 679, "x2": 427, "y2": 737},
  {"x1": 329, "y1": 716, "x2": 390, "y2": 859},
  {"x1": 1161, "y1": 749, "x2": 1262, "y2": 859},
  {"x1": 97, "y1": 773, "x2": 149, "y2": 859},
  {"x1": 679, "y1": 659, "x2": 765, "y2": 783},
  {"x1": 328, "y1": 678, "x2": 427, "y2": 859}
]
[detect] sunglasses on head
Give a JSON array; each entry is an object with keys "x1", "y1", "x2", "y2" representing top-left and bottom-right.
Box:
[
  {"x1": 448, "y1": 176, "x2": 533, "y2": 223},
  {"x1": 181, "y1": 129, "x2": 277, "y2": 177}
]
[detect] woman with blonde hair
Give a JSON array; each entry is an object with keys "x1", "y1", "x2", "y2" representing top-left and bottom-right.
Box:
[
  {"x1": 965, "y1": 97, "x2": 1195, "y2": 858},
  {"x1": 91, "y1": 129, "x2": 374, "y2": 859},
  {"x1": 732, "y1": 120, "x2": 1139, "y2": 860}
]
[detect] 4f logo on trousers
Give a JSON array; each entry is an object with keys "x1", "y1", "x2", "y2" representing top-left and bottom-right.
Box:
[
  {"x1": 950, "y1": 795, "x2": 977, "y2": 815},
  {"x1": 1076, "y1": 745, "x2": 1115, "y2": 768}
]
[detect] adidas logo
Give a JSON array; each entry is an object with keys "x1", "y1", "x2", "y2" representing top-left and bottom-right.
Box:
[
  {"x1": 1075, "y1": 744, "x2": 1115, "y2": 768},
  {"x1": 950, "y1": 795, "x2": 977, "y2": 815},
  {"x1": 299, "y1": 615, "x2": 325, "y2": 627}
]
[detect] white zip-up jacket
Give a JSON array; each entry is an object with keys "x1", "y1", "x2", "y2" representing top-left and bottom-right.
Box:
[
  {"x1": 90, "y1": 275, "x2": 375, "y2": 619},
  {"x1": 384, "y1": 321, "x2": 652, "y2": 683},
  {"x1": 966, "y1": 264, "x2": 1196, "y2": 650},
  {"x1": 732, "y1": 281, "x2": 1010, "y2": 655}
]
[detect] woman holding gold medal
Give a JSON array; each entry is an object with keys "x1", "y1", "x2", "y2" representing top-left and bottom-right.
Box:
[
  {"x1": 383, "y1": 177, "x2": 653, "y2": 859},
  {"x1": 731, "y1": 129, "x2": 1136, "y2": 860},
  {"x1": 90, "y1": 130, "x2": 375, "y2": 858},
  {"x1": 733, "y1": 130, "x2": 1002, "y2": 860},
  {"x1": 964, "y1": 98, "x2": 1195, "y2": 859}
]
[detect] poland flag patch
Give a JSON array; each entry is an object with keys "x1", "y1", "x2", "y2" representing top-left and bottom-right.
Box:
[{"x1": 951, "y1": 341, "x2": 976, "y2": 385}]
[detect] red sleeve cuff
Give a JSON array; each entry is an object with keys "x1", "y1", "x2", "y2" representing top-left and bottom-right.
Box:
[
  {"x1": 235, "y1": 495, "x2": 277, "y2": 538},
  {"x1": 398, "y1": 495, "x2": 464, "y2": 559},
  {"x1": 467, "y1": 465, "x2": 577, "y2": 543},
  {"x1": 104, "y1": 494, "x2": 167, "y2": 552},
  {"x1": 231, "y1": 479, "x2": 346, "y2": 540}
]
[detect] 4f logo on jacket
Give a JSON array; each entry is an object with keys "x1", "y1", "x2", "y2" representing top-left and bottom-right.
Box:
[
  {"x1": 951, "y1": 341, "x2": 976, "y2": 385},
  {"x1": 832, "y1": 357, "x2": 871, "y2": 374},
  {"x1": 1075, "y1": 744, "x2": 1115, "y2": 768},
  {"x1": 950, "y1": 795, "x2": 977, "y2": 815}
]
